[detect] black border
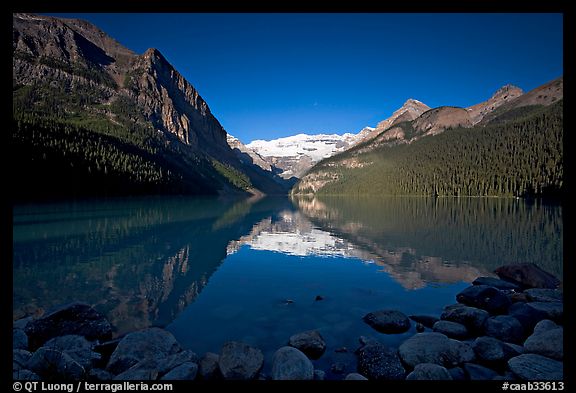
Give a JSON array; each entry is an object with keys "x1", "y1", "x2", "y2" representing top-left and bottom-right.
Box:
[{"x1": 7, "y1": 2, "x2": 573, "y2": 392}]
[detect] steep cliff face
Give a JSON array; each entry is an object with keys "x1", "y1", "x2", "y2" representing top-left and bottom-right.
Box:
[
  {"x1": 466, "y1": 84, "x2": 524, "y2": 124},
  {"x1": 13, "y1": 13, "x2": 289, "y2": 196}
]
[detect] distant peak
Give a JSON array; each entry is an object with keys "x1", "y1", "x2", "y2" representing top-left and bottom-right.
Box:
[{"x1": 493, "y1": 84, "x2": 523, "y2": 97}]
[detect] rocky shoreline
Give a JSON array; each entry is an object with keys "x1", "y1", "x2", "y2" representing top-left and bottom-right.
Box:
[{"x1": 13, "y1": 263, "x2": 563, "y2": 381}]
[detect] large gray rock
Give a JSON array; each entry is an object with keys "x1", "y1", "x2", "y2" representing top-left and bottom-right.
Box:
[
  {"x1": 484, "y1": 315, "x2": 524, "y2": 343},
  {"x1": 344, "y1": 372, "x2": 368, "y2": 380},
  {"x1": 523, "y1": 327, "x2": 563, "y2": 360},
  {"x1": 524, "y1": 302, "x2": 563, "y2": 324},
  {"x1": 398, "y1": 332, "x2": 475, "y2": 368},
  {"x1": 13, "y1": 329, "x2": 28, "y2": 350},
  {"x1": 42, "y1": 335, "x2": 101, "y2": 369},
  {"x1": 219, "y1": 341, "x2": 263, "y2": 380},
  {"x1": 409, "y1": 315, "x2": 439, "y2": 328},
  {"x1": 288, "y1": 330, "x2": 326, "y2": 359},
  {"x1": 27, "y1": 347, "x2": 85, "y2": 380},
  {"x1": 198, "y1": 352, "x2": 221, "y2": 380},
  {"x1": 160, "y1": 362, "x2": 198, "y2": 380},
  {"x1": 509, "y1": 302, "x2": 548, "y2": 331},
  {"x1": 112, "y1": 349, "x2": 197, "y2": 379},
  {"x1": 271, "y1": 346, "x2": 313, "y2": 380},
  {"x1": 433, "y1": 320, "x2": 469, "y2": 340},
  {"x1": 456, "y1": 285, "x2": 511, "y2": 315},
  {"x1": 524, "y1": 288, "x2": 563, "y2": 303},
  {"x1": 357, "y1": 342, "x2": 405, "y2": 380},
  {"x1": 508, "y1": 354, "x2": 563, "y2": 380},
  {"x1": 494, "y1": 264, "x2": 560, "y2": 289},
  {"x1": 406, "y1": 363, "x2": 452, "y2": 380},
  {"x1": 106, "y1": 328, "x2": 181, "y2": 375},
  {"x1": 463, "y1": 363, "x2": 498, "y2": 380},
  {"x1": 472, "y1": 336, "x2": 522, "y2": 364},
  {"x1": 473, "y1": 277, "x2": 520, "y2": 291},
  {"x1": 532, "y1": 319, "x2": 559, "y2": 335},
  {"x1": 25, "y1": 302, "x2": 112, "y2": 350},
  {"x1": 363, "y1": 310, "x2": 410, "y2": 334},
  {"x1": 440, "y1": 304, "x2": 489, "y2": 333}
]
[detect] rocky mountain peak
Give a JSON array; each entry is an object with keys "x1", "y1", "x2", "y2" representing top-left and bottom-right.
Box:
[{"x1": 467, "y1": 84, "x2": 524, "y2": 124}]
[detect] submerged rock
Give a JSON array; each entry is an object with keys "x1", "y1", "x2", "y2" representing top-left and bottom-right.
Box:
[
  {"x1": 508, "y1": 354, "x2": 563, "y2": 380},
  {"x1": 363, "y1": 310, "x2": 410, "y2": 334},
  {"x1": 356, "y1": 342, "x2": 405, "y2": 380},
  {"x1": 271, "y1": 346, "x2": 313, "y2": 380},
  {"x1": 219, "y1": 341, "x2": 263, "y2": 380},
  {"x1": 106, "y1": 328, "x2": 181, "y2": 375},
  {"x1": 494, "y1": 264, "x2": 560, "y2": 289},
  {"x1": 25, "y1": 303, "x2": 112, "y2": 350},
  {"x1": 406, "y1": 363, "x2": 452, "y2": 380},
  {"x1": 288, "y1": 330, "x2": 326, "y2": 359}
]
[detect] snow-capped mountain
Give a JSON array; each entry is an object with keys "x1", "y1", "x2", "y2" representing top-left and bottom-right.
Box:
[{"x1": 245, "y1": 131, "x2": 370, "y2": 179}]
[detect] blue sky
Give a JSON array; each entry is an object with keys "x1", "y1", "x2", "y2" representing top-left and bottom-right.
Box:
[{"x1": 47, "y1": 13, "x2": 563, "y2": 143}]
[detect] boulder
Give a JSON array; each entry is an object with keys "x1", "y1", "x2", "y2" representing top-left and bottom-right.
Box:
[
  {"x1": 409, "y1": 315, "x2": 439, "y2": 329},
  {"x1": 406, "y1": 363, "x2": 453, "y2": 380},
  {"x1": 198, "y1": 352, "x2": 221, "y2": 380},
  {"x1": 13, "y1": 329, "x2": 28, "y2": 350},
  {"x1": 398, "y1": 332, "x2": 475, "y2": 369},
  {"x1": 112, "y1": 349, "x2": 197, "y2": 379},
  {"x1": 106, "y1": 328, "x2": 181, "y2": 375},
  {"x1": 508, "y1": 354, "x2": 563, "y2": 380},
  {"x1": 463, "y1": 363, "x2": 498, "y2": 380},
  {"x1": 288, "y1": 330, "x2": 326, "y2": 359},
  {"x1": 524, "y1": 302, "x2": 563, "y2": 324},
  {"x1": 456, "y1": 285, "x2": 511, "y2": 314},
  {"x1": 113, "y1": 367, "x2": 159, "y2": 380},
  {"x1": 219, "y1": 341, "x2": 263, "y2": 380},
  {"x1": 42, "y1": 335, "x2": 101, "y2": 369},
  {"x1": 27, "y1": 347, "x2": 85, "y2": 380},
  {"x1": 508, "y1": 303, "x2": 548, "y2": 331},
  {"x1": 25, "y1": 303, "x2": 112, "y2": 350},
  {"x1": 473, "y1": 277, "x2": 520, "y2": 291},
  {"x1": 440, "y1": 304, "x2": 489, "y2": 333},
  {"x1": 356, "y1": 342, "x2": 405, "y2": 380},
  {"x1": 472, "y1": 336, "x2": 522, "y2": 365},
  {"x1": 13, "y1": 316, "x2": 34, "y2": 330},
  {"x1": 494, "y1": 264, "x2": 560, "y2": 289},
  {"x1": 523, "y1": 327, "x2": 563, "y2": 360},
  {"x1": 344, "y1": 372, "x2": 368, "y2": 380},
  {"x1": 415, "y1": 323, "x2": 425, "y2": 332},
  {"x1": 524, "y1": 288, "x2": 563, "y2": 303},
  {"x1": 270, "y1": 346, "x2": 313, "y2": 380},
  {"x1": 433, "y1": 320, "x2": 469, "y2": 340},
  {"x1": 363, "y1": 310, "x2": 410, "y2": 334},
  {"x1": 313, "y1": 370, "x2": 326, "y2": 380},
  {"x1": 484, "y1": 315, "x2": 524, "y2": 343},
  {"x1": 160, "y1": 362, "x2": 198, "y2": 380},
  {"x1": 532, "y1": 319, "x2": 559, "y2": 335}
]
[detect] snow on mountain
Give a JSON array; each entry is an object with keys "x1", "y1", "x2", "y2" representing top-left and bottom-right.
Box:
[{"x1": 244, "y1": 130, "x2": 369, "y2": 178}]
